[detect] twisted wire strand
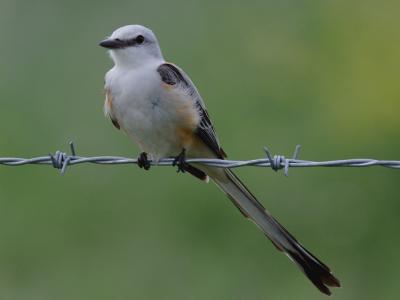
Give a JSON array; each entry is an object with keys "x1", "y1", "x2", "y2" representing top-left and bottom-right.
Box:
[{"x1": 0, "y1": 142, "x2": 399, "y2": 175}]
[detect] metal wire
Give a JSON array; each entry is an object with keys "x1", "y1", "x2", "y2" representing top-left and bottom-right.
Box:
[{"x1": 0, "y1": 142, "x2": 399, "y2": 176}]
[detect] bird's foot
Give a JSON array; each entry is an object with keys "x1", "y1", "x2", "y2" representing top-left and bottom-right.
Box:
[
  {"x1": 137, "y1": 152, "x2": 151, "y2": 170},
  {"x1": 172, "y1": 148, "x2": 187, "y2": 173}
]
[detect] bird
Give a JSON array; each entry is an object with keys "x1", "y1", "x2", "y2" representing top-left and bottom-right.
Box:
[{"x1": 99, "y1": 24, "x2": 340, "y2": 295}]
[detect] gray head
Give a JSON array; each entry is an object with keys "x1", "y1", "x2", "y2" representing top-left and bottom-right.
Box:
[{"x1": 99, "y1": 25, "x2": 163, "y2": 67}]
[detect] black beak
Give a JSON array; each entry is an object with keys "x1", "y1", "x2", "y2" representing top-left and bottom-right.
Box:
[{"x1": 99, "y1": 39, "x2": 124, "y2": 49}]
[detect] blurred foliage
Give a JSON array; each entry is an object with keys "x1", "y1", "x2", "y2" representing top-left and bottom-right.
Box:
[{"x1": 0, "y1": 0, "x2": 399, "y2": 299}]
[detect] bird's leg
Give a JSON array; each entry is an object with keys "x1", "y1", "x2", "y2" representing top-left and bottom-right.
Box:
[
  {"x1": 137, "y1": 152, "x2": 151, "y2": 170},
  {"x1": 172, "y1": 148, "x2": 188, "y2": 173}
]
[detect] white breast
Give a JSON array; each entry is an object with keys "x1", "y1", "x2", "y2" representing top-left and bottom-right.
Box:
[{"x1": 105, "y1": 62, "x2": 199, "y2": 160}]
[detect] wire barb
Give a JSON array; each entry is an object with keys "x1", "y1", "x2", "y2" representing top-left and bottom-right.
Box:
[
  {"x1": 48, "y1": 141, "x2": 77, "y2": 175},
  {"x1": 0, "y1": 142, "x2": 400, "y2": 175},
  {"x1": 264, "y1": 145, "x2": 302, "y2": 176}
]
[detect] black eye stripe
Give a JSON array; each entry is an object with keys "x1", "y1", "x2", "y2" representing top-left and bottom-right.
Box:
[
  {"x1": 123, "y1": 35, "x2": 145, "y2": 47},
  {"x1": 125, "y1": 39, "x2": 136, "y2": 46},
  {"x1": 110, "y1": 35, "x2": 146, "y2": 49}
]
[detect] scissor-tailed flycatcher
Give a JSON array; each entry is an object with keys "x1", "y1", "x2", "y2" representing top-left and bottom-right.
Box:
[{"x1": 99, "y1": 24, "x2": 340, "y2": 295}]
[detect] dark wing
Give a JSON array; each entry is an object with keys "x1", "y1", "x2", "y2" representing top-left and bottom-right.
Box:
[
  {"x1": 110, "y1": 117, "x2": 120, "y2": 130},
  {"x1": 157, "y1": 63, "x2": 226, "y2": 159}
]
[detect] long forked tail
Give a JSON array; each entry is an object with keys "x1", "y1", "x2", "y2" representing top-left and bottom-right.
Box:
[{"x1": 212, "y1": 169, "x2": 340, "y2": 295}]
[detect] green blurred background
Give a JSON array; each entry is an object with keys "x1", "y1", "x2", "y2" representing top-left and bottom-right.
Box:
[{"x1": 0, "y1": 0, "x2": 399, "y2": 299}]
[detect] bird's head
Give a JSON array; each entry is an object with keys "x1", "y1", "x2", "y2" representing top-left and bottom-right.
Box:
[{"x1": 99, "y1": 25, "x2": 163, "y2": 67}]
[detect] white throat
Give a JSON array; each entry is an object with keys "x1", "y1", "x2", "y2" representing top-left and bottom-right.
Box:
[{"x1": 109, "y1": 46, "x2": 163, "y2": 69}]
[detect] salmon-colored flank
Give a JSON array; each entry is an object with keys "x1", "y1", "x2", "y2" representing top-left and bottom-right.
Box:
[
  {"x1": 105, "y1": 89, "x2": 123, "y2": 131},
  {"x1": 176, "y1": 127, "x2": 195, "y2": 150},
  {"x1": 162, "y1": 83, "x2": 173, "y2": 90},
  {"x1": 105, "y1": 89, "x2": 113, "y2": 110}
]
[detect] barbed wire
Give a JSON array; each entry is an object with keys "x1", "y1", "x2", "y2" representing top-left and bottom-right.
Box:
[{"x1": 0, "y1": 142, "x2": 399, "y2": 176}]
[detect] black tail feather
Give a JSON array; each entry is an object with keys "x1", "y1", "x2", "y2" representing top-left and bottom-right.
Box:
[
  {"x1": 287, "y1": 246, "x2": 340, "y2": 295},
  {"x1": 214, "y1": 169, "x2": 340, "y2": 295},
  {"x1": 270, "y1": 215, "x2": 341, "y2": 295}
]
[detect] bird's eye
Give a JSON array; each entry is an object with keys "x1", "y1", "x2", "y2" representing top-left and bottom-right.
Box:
[{"x1": 136, "y1": 35, "x2": 144, "y2": 44}]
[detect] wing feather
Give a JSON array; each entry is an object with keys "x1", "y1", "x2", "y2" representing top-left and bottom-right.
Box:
[{"x1": 157, "y1": 63, "x2": 226, "y2": 159}]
